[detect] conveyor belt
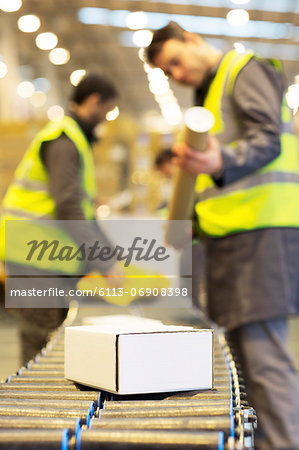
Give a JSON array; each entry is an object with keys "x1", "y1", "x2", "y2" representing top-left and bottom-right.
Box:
[{"x1": 0, "y1": 303, "x2": 256, "y2": 449}]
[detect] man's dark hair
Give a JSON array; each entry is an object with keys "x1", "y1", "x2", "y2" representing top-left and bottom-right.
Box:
[
  {"x1": 71, "y1": 74, "x2": 118, "y2": 105},
  {"x1": 146, "y1": 21, "x2": 186, "y2": 65},
  {"x1": 155, "y1": 148, "x2": 175, "y2": 168}
]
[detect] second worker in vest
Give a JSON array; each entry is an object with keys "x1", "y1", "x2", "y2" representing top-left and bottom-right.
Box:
[
  {"x1": 1, "y1": 74, "x2": 119, "y2": 364},
  {"x1": 146, "y1": 22, "x2": 299, "y2": 449}
]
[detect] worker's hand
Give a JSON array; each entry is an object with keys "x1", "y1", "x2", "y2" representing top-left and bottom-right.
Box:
[{"x1": 173, "y1": 135, "x2": 223, "y2": 176}]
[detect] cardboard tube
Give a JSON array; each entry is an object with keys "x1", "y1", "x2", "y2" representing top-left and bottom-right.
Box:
[{"x1": 165, "y1": 107, "x2": 215, "y2": 246}]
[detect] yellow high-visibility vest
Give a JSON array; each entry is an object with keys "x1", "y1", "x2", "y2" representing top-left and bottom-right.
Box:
[
  {"x1": 0, "y1": 116, "x2": 97, "y2": 273},
  {"x1": 195, "y1": 50, "x2": 299, "y2": 237}
]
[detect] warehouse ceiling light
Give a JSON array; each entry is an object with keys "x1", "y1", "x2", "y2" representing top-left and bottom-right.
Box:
[
  {"x1": 49, "y1": 48, "x2": 70, "y2": 65},
  {"x1": 233, "y1": 42, "x2": 246, "y2": 53},
  {"x1": 230, "y1": 0, "x2": 250, "y2": 4},
  {"x1": 147, "y1": 70, "x2": 167, "y2": 83},
  {"x1": 47, "y1": 105, "x2": 64, "y2": 121},
  {"x1": 143, "y1": 63, "x2": 182, "y2": 127},
  {"x1": 0, "y1": 0, "x2": 22, "y2": 12},
  {"x1": 148, "y1": 68, "x2": 167, "y2": 82},
  {"x1": 148, "y1": 68, "x2": 169, "y2": 95},
  {"x1": 30, "y1": 91, "x2": 47, "y2": 108},
  {"x1": 226, "y1": 9, "x2": 250, "y2": 26},
  {"x1": 17, "y1": 81, "x2": 35, "y2": 99},
  {"x1": 126, "y1": 11, "x2": 148, "y2": 30},
  {"x1": 96, "y1": 204, "x2": 111, "y2": 218},
  {"x1": 106, "y1": 106, "x2": 119, "y2": 121},
  {"x1": 0, "y1": 62, "x2": 8, "y2": 79},
  {"x1": 36, "y1": 32, "x2": 58, "y2": 50},
  {"x1": 154, "y1": 91, "x2": 176, "y2": 105},
  {"x1": 286, "y1": 83, "x2": 299, "y2": 114},
  {"x1": 132, "y1": 30, "x2": 153, "y2": 47},
  {"x1": 70, "y1": 69, "x2": 86, "y2": 86},
  {"x1": 161, "y1": 102, "x2": 182, "y2": 126},
  {"x1": 149, "y1": 79, "x2": 169, "y2": 95},
  {"x1": 79, "y1": 7, "x2": 290, "y2": 41},
  {"x1": 143, "y1": 63, "x2": 152, "y2": 74},
  {"x1": 80, "y1": 1, "x2": 295, "y2": 14},
  {"x1": 18, "y1": 15, "x2": 41, "y2": 33},
  {"x1": 138, "y1": 48, "x2": 146, "y2": 62}
]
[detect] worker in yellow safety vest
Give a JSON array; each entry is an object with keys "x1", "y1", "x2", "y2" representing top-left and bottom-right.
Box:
[
  {"x1": 0, "y1": 74, "x2": 118, "y2": 363},
  {"x1": 146, "y1": 22, "x2": 299, "y2": 449}
]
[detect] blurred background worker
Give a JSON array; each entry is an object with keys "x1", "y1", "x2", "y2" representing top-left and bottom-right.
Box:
[
  {"x1": 146, "y1": 21, "x2": 299, "y2": 449},
  {"x1": 0, "y1": 74, "x2": 119, "y2": 364}
]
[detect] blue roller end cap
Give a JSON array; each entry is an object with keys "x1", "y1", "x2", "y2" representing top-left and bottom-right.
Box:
[
  {"x1": 97, "y1": 391, "x2": 101, "y2": 408},
  {"x1": 89, "y1": 401, "x2": 95, "y2": 416},
  {"x1": 218, "y1": 431, "x2": 225, "y2": 450},
  {"x1": 61, "y1": 428, "x2": 69, "y2": 450},
  {"x1": 76, "y1": 428, "x2": 82, "y2": 450},
  {"x1": 86, "y1": 413, "x2": 91, "y2": 428},
  {"x1": 75, "y1": 418, "x2": 81, "y2": 440}
]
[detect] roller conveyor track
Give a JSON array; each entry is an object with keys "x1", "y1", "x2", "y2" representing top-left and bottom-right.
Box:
[{"x1": 0, "y1": 303, "x2": 256, "y2": 449}]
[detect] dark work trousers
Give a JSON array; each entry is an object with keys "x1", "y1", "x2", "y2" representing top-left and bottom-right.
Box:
[{"x1": 228, "y1": 319, "x2": 299, "y2": 449}]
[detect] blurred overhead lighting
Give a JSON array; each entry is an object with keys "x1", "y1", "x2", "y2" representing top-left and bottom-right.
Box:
[
  {"x1": 70, "y1": 70, "x2": 86, "y2": 86},
  {"x1": 138, "y1": 48, "x2": 146, "y2": 62},
  {"x1": 18, "y1": 15, "x2": 40, "y2": 33},
  {"x1": 126, "y1": 11, "x2": 148, "y2": 30},
  {"x1": 149, "y1": 79, "x2": 169, "y2": 95},
  {"x1": 154, "y1": 91, "x2": 177, "y2": 105},
  {"x1": 96, "y1": 204, "x2": 111, "y2": 219},
  {"x1": 36, "y1": 32, "x2": 58, "y2": 50},
  {"x1": 47, "y1": 105, "x2": 64, "y2": 122},
  {"x1": 79, "y1": 7, "x2": 291, "y2": 41},
  {"x1": 154, "y1": 91, "x2": 175, "y2": 104},
  {"x1": 106, "y1": 106, "x2": 119, "y2": 121},
  {"x1": 148, "y1": 68, "x2": 169, "y2": 95},
  {"x1": 49, "y1": 48, "x2": 70, "y2": 65},
  {"x1": 0, "y1": 62, "x2": 8, "y2": 79},
  {"x1": 286, "y1": 82, "x2": 299, "y2": 115},
  {"x1": 0, "y1": 0, "x2": 22, "y2": 12},
  {"x1": 148, "y1": 68, "x2": 167, "y2": 82},
  {"x1": 143, "y1": 63, "x2": 152, "y2": 73},
  {"x1": 233, "y1": 42, "x2": 246, "y2": 53},
  {"x1": 79, "y1": 2, "x2": 294, "y2": 15},
  {"x1": 226, "y1": 9, "x2": 249, "y2": 26},
  {"x1": 30, "y1": 91, "x2": 47, "y2": 108},
  {"x1": 17, "y1": 81, "x2": 35, "y2": 99},
  {"x1": 141, "y1": 55, "x2": 182, "y2": 128},
  {"x1": 161, "y1": 102, "x2": 183, "y2": 126},
  {"x1": 230, "y1": 0, "x2": 250, "y2": 4},
  {"x1": 132, "y1": 30, "x2": 153, "y2": 47}
]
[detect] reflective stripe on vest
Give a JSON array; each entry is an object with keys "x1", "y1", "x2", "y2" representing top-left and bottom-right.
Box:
[{"x1": 194, "y1": 50, "x2": 299, "y2": 237}]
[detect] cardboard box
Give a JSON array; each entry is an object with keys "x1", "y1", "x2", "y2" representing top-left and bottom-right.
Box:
[{"x1": 65, "y1": 315, "x2": 213, "y2": 395}]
